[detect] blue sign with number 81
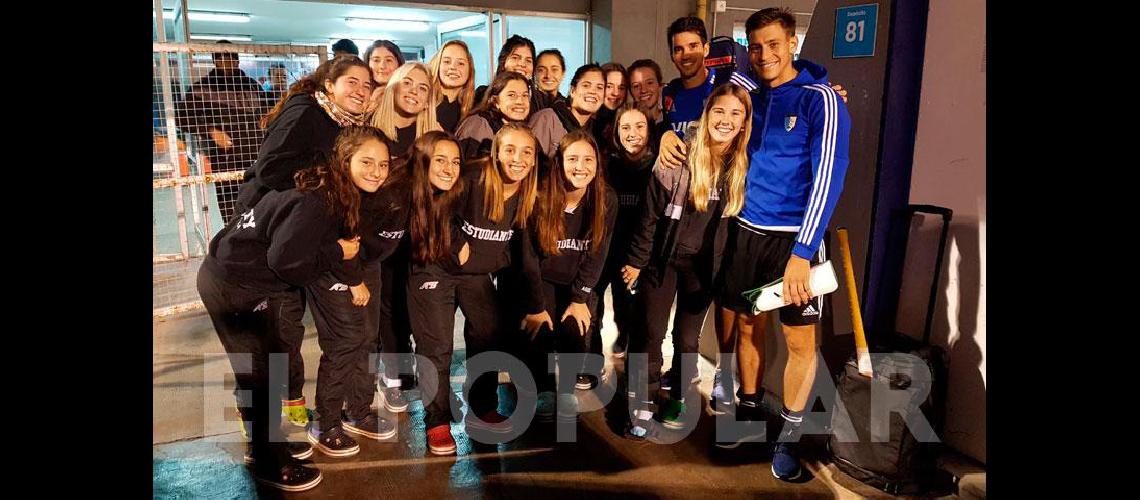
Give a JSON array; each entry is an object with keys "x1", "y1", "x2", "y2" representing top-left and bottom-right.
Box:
[{"x1": 833, "y1": 3, "x2": 878, "y2": 58}]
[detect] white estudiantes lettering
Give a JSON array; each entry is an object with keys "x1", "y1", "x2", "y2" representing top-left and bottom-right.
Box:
[{"x1": 461, "y1": 220, "x2": 513, "y2": 242}]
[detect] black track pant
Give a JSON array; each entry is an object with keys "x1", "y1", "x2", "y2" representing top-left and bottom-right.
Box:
[
  {"x1": 592, "y1": 260, "x2": 636, "y2": 354},
  {"x1": 379, "y1": 257, "x2": 415, "y2": 384},
  {"x1": 628, "y1": 254, "x2": 710, "y2": 400},
  {"x1": 305, "y1": 272, "x2": 369, "y2": 432},
  {"x1": 197, "y1": 264, "x2": 298, "y2": 469},
  {"x1": 344, "y1": 260, "x2": 383, "y2": 420},
  {"x1": 407, "y1": 264, "x2": 502, "y2": 428},
  {"x1": 524, "y1": 280, "x2": 599, "y2": 393}
]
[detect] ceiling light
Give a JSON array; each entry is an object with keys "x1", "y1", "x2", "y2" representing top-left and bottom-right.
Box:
[
  {"x1": 345, "y1": 18, "x2": 430, "y2": 32},
  {"x1": 157, "y1": 10, "x2": 251, "y2": 23},
  {"x1": 191, "y1": 34, "x2": 253, "y2": 42}
]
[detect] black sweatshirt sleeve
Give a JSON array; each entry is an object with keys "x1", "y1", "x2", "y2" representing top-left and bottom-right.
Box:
[
  {"x1": 253, "y1": 102, "x2": 323, "y2": 191},
  {"x1": 266, "y1": 195, "x2": 344, "y2": 287},
  {"x1": 570, "y1": 189, "x2": 619, "y2": 303},
  {"x1": 625, "y1": 172, "x2": 669, "y2": 269},
  {"x1": 330, "y1": 258, "x2": 364, "y2": 286}
]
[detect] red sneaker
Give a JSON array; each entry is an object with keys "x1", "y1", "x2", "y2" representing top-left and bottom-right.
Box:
[{"x1": 427, "y1": 424, "x2": 456, "y2": 455}]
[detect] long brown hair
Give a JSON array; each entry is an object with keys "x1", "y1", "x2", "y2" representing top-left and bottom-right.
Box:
[
  {"x1": 470, "y1": 71, "x2": 530, "y2": 122},
  {"x1": 611, "y1": 105, "x2": 653, "y2": 161},
  {"x1": 261, "y1": 55, "x2": 369, "y2": 128},
  {"x1": 469, "y1": 122, "x2": 539, "y2": 227},
  {"x1": 292, "y1": 125, "x2": 389, "y2": 236},
  {"x1": 535, "y1": 129, "x2": 609, "y2": 256},
  {"x1": 409, "y1": 131, "x2": 465, "y2": 265}
]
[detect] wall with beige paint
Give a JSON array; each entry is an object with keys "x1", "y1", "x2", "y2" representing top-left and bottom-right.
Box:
[{"x1": 902, "y1": 0, "x2": 986, "y2": 464}]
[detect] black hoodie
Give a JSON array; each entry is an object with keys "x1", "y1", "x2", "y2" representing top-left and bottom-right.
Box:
[
  {"x1": 436, "y1": 96, "x2": 463, "y2": 134},
  {"x1": 236, "y1": 93, "x2": 341, "y2": 210},
  {"x1": 605, "y1": 149, "x2": 657, "y2": 256},
  {"x1": 359, "y1": 176, "x2": 412, "y2": 265},
  {"x1": 519, "y1": 186, "x2": 619, "y2": 313},
  {"x1": 443, "y1": 166, "x2": 523, "y2": 275},
  {"x1": 204, "y1": 189, "x2": 350, "y2": 291},
  {"x1": 625, "y1": 152, "x2": 731, "y2": 286}
]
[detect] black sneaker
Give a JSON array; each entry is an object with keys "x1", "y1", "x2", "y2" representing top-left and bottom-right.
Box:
[
  {"x1": 660, "y1": 368, "x2": 675, "y2": 391},
  {"x1": 382, "y1": 385, "x2": 409, "y2": 413},
  {"x1": 399, "y1": 372, "x2": 418, "y2": 391},
  {"x1": 575, "y1": 375, "x2": 598, "y2": 390},
  {"x1": 714, "y1": 400, "x2": 767, "y2": 449},
  {"x1": 342, "y1": 411, "x2": 397, "y2": 440},
  {"x1": 252, "y1": 463, "x2": 323, "y2": 492},
  {"x1": 307, "y1": 425, "x2": 360, "y2": 457},
  {"x1": 612, "y1": 342, "x2": 627, "y2": 359},
  {"x1": 243, "y1": 441, "x2": 313, "y2": 464}
]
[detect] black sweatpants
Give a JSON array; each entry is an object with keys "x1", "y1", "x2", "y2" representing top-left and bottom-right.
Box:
[
  {"x1": 592, "y1": 259, "x2": 636, "y2": 353},
  {"x1": 379, "y1": 257, "x2": 415, "y2": 383},
  {"x1": 197, "y1": 263, "x2": 297, "y2": 469},
  {"x1": 344, "y1": 260, "x2": 383, "y2": 420},
  {"x1": 274, "y1": 283, "x2": 306, "y2": 401},
  {"x1": 524, "y1": 280, "x2": 600, "y2": 393},
  {"x1": 407, "y1": 264, "x2": 503, "y2": 428},
  {"x1": 305, "y1": 272, "x2": 368, "y2": 432},
  {"x1": 628, "y1": 253, "x2": 711, "y2": 400}
]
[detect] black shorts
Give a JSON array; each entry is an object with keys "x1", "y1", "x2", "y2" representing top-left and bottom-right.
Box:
[{"x1": 720, "y1": 220, "x2": 822, "y2": 326}]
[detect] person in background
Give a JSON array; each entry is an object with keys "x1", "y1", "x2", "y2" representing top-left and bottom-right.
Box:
[
  {"x1": 363, "y1": 40, "x2": 405, "y2": 113},
  {"x1": 266, "y1": 63, "x2": 289, "y2": 104},
  {"x1": 332, "y1": 39, "x2": 360, "y2": 58},
  {"x1": 534, "y1": 49, "x2": 567, "y2": 111},
  {"x1": 474, "y1": 34, "x2": 536, "y2": 104},
  {"x1": 175, "y1": 40, "x2": 269, "y2": 224},
  {"x1": 428, "y1": 40, "x2": 476, "y2": 133},
  {"x1": 593, "y1": 62, "x2": 629, "y2": 155}
]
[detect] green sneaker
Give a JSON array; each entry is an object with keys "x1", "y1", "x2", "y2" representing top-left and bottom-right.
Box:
[
  {"x1": 235, "y1": 403, "x2": 249, "y2": 440},
  {"x1": 659, "y1": 399, "x2": 686, "y2": 430},
  {"x1": 282, "y1": 397, "x2": 310, "y2": 427}
]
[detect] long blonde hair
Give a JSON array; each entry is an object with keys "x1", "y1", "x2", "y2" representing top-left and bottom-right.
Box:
[
  {"x1": 687, "y1": 83, "x2": 752, "y2": 216},
  {"x1": 429, "y1": 40, "x2": 476, "y2": 121},
  {"x1": 370, "y1": 62, "x2": 442, "y2": 140}
]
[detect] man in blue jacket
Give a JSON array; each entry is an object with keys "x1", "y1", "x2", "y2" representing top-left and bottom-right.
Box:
[{"x1": 717, "y1": 8, "x2": 852, "y2": 481}]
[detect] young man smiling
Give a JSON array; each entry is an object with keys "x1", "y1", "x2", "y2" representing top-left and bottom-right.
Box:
[{"x1": 717, "y1": 8, "x2": 852, "y2": 481}]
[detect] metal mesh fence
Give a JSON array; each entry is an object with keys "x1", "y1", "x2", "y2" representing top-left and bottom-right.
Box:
[{"x1": 153, "y1": 41, "x2": 325, "y2": 317}]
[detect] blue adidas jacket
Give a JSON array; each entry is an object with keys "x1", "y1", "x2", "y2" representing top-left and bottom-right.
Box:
[{"x1": 740, "y1": 59, "x2": 851, "y2": 260}]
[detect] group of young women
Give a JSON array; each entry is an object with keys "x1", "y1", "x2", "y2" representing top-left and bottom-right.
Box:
[{"x1": 200, "y1": 35, "x2": 757, "y2": 492}]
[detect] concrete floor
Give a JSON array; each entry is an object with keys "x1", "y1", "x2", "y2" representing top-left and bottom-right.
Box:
[{"x1": 153, "y1": 293, "x2": 959, "y2": 499}]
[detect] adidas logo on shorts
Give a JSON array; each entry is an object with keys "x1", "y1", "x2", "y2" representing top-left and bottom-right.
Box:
[{"x1": 802, "y1": 304, "x2": 819, "y2": 316}]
